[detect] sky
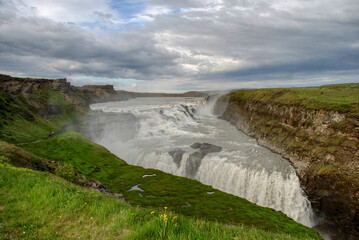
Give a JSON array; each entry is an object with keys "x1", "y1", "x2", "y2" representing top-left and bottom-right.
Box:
[{"x1": 1, "y1": 0, "x2": 359, "y2": 92}]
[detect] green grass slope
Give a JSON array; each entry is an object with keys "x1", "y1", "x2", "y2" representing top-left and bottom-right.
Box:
[
  {"x1": 0, "y1": 161, "x2": 319, "y2": 240},
  {"x1": 0, "y1": 79, "x2": 322, "y2": 239},
  {"x1": 231, "y1": 83, "x2": 359, "y2": 115},
  {"x1": 0, "y1": 88, "x2": 84, "y2": 143},
  {"x1": 18, "y1": 130, "x2": 321, "y2": 239},
  {"x1": 224, "y1": 83, "x2": 359, "y2": 236},
  {"x1": 228, "y1": 84, "x2": 359, "y2": 173}
]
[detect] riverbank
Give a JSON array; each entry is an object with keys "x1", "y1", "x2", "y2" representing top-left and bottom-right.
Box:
[
  {"x1": 0, "y1": 158, "x2": 321, "y2": 240},
  {"x1": 220, "y1": 84, "x2": 359, "y2": 239},
  {"x1": 0, "y1": 75, "x2": 321, "y2": 239}
]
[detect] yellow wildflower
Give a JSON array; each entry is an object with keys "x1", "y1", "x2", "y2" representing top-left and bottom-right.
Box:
[
  {"x1": 151, "y1": 211, "x2": 155, "y2": 215},
  {"x1": 59, "y1": 216, "x2": 62, "y2": 219},
  {"x1": 173, "y1": 216, "x2": 177, "y2": 220},
  {"x1": 90, "y1": 217, "x2": 93, "y2": 220},
  {"x1": 23, "y1": 232, "x2": 25, "y2": 234},
  {"x1": 164, "y1": 206, "x2": 167, "y2": 210},
  {"x1": 85, "y1": 202, "x2": 87, "y2": 205},
  {"x1": 164, "y1": 218, "x2": 168, "y2": 221},
  {"x1": 163, "y1": 214, "x2": 167, "y2": 218}
]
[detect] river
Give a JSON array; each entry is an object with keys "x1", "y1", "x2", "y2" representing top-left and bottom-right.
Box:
[{"x1": 88, "y1": 96, "x2": 317, "y2": 227}]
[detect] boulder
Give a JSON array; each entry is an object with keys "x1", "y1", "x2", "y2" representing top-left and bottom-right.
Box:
[
  {"x1": 168, "y1": 149, "x2": 185, "y2": 168},
  {"x1": 186, "y1": 143, "x2": 222, "y2": 178}
]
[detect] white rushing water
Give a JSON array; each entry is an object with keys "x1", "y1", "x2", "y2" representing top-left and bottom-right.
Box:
[{"x1": 89, "y1": 97, "x2": 317, "y2": 227}]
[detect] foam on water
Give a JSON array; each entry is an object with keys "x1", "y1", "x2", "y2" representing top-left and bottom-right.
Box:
[{"x1": 90, "y1": 97, "x2": 317, "y2": 227}]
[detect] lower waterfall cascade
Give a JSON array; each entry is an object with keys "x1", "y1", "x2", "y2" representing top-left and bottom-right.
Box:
[{"x1": 88, "y1": 96, "x2": 318, "y2": 227}]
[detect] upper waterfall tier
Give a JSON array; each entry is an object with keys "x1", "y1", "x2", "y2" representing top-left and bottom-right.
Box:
[{"x1": 88, "y1": 97, "x2": 317, "y2": 227}]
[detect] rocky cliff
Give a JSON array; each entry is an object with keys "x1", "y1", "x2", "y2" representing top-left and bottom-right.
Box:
[
  {"x1": 0, "y1": 74, "x2": 130, "y2": 110},
  {"x1": 116, "y1": 90, "x2": 206, "y2": 98},
  {"x1": 219, "y1": 85, "x2": 359, "y2": 238},
  {"x1": 80, "y1": 85, "x2": 133, "y2": 103},
  {"x1": 0, "y1": 74, "x2": 130, "y2": 143},
  {"x1": 0, "y1": 74, "x2": 73, "y2": 95},
  {"x1": 0, "y1": 74, "x2": 87, "y2": 118}
]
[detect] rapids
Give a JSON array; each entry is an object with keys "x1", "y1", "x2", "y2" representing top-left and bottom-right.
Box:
[{"x1": 88, "y1": 97, "x2": 317, "y2": 227}]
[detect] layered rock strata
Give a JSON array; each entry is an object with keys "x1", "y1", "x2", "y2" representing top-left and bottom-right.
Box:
[{"x1": 219, "y1": 94, "x2": 359, "y2": 238}]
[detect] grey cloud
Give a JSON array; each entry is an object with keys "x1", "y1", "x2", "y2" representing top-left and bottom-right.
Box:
[
  {"x1": 147, "y1": 0, "x2": 359, "y2": 78},
  {"x1": 1, "y1": 0, "x2": 359, "y2": 90},
  {"x1": 0, "y1": 9, "x2": 180, "y2": 79},
  {"x1": 149, "y1": 0, "x2": 204, "y2": 9},
  {"x1": 93, "y1": 11, "x2": 115, "y2": 26}
]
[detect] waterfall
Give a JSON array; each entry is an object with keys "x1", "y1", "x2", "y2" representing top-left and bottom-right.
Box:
[{"x1": 89, "y1": 96, "x2": 317, "y2": 227}]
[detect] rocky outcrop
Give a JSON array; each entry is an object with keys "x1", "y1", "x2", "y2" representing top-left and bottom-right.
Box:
[
  {"x1": 169, "y1": 149, "x2": 185, "y2": 168},
  {"x1": 0, "y1": 74, "x2": 133, "y2": 119},
  {"x1": 80, "y1": 85, "x2": 133, "y2": 103},
  {"x1": 79, "y1": 177, "x2": 124, "y2": 200},
  {"x1": 118, "y1": 90, "x2": 206, "y2": 98},
  {"x1": 219, "y1": 94, "x2": 359, "y2": 238},
  {"x1": 185, "y1": 143, "x2": 222, "y2": 178},
  {"x1": 0, "y1": 74, "x2": 89, "y2": 118},
  {"x1": 168, "y1": 143, "x2": 222, "y2": 178},
  {"x1": 0, "y1": 74, "x2": 72, "y2": 95}
]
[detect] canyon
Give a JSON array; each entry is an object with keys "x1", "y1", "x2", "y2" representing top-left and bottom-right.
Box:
[{"x1": 219, "y1": 87, "x2": 359, "y2": 238}]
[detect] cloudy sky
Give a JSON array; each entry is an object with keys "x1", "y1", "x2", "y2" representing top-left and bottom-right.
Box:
[{"x1": 1, "y1": 0, "x2": 359, "y2": 92}]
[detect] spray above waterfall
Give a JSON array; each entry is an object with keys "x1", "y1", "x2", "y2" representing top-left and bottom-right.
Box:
[{"x1": 87, "y1": 96, "x2": 317, "y2": 227}]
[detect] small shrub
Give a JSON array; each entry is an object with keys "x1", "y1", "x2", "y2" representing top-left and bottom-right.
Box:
[
  {"x1": 0, "y1": 153, "x2": 11, "y2": 164},
  {"x1": 55, "y1": 163, "x2": 76, "y2": 182}
]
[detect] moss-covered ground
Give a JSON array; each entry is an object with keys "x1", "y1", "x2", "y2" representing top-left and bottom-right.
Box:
[
  {"x1": 0, "y1": 161, "x2": 320, "y2": 240},
  {"x1": 229, "y1": 83, "x2": 359, "y2": 165},
  {"x1": 17, "y1": 130, "x2": 321, "y2": 238},
  {"x1": 225, "y1": 83, "x2": 359, "y2": 226},
  {"x1": 0, "y1": 82, "x2": 323, "y2": 239},
  {"x1": 0, "y1": 89, "x2": 83, "y2": 143},
  {"x1": 231, "y1": 83, "x2": 359, "y2": 115}
]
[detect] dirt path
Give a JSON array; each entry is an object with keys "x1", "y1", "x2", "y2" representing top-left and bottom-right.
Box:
[{"x1": 16, "y1": 123, "x2": 72, "y2": 146}]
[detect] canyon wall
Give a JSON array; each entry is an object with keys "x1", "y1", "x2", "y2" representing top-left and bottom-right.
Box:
[
  {"x1": 0, "y1": 74, "x2": 131, "y2": 114},
  {"x1": 219, "y1": 87, "x2": 359, "y2": 237}
]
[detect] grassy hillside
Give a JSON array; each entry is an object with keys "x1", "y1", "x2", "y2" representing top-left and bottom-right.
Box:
[
  {"x1": 224, "y1": 83, "x2": 359, "y2": 236},
  {"x1": 229, "y1": 83, "x2": 359, "y2": 168},
  {"x1": 0, "y1": 89, "x2": 83, "y2": 143},
  {"x1": 0, "y1": 77, "x2": 322, "y2": 239},
  {"x1": 0, "y1": 161, "x2": 319, "y2": 240},
  {"x1": 228, "y1": 83, "x2": 359, "y2": 171},
  {"x1": 17, "y1": 130, "x2": 321, "y2": 238},
  {"x1": 231, "y1": 83, "x2": 359, "y2": 115}
]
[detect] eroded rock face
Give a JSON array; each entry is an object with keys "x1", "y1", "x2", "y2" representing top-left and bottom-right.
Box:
[
  {"x1": 190, "y1": 142, "x2": 222, "y2": 153},
  {"x1": 79, "y1": 85, "x2": 133, "y2": 103},
  {"x1": 185, "y1": 143, "x2": 222, "y2": 178},
  {"x1": 221, "y1": 96, "x2": 359, "y2": 238},
  {"x1": 0, "y1": 74, "x2": 131, "y2": 118},
  {"x1": 81, "y1": 178, "x2": 124, "y2": 200},
  {"x1": 169, "y1": 149, "x2": 185, "y2": 168},
  {"x1": 0, "y1": 74, "x2": 72, "y2": 95},
  {"x1": 169, "y1": 143, "x2": 223, "y2": 178},
  {"x1": 52, "y1": 79, "x2": 72, "y2": 93}
]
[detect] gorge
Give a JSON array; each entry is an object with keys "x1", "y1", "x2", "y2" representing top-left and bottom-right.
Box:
[
  {"x1": 85, "y1": 87, "x2": 359, "y2": 239},
  {"x1": 85, "y1": 97, "x2": 316, "y2": 225},
  {"x1": 2, "y1": 74, "x2": 357, "y2": 239}
]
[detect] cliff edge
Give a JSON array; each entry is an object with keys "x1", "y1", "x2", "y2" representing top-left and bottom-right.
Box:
[
  {"x1": 0, "y1": 74, "x2": 127, "y2": 143},
  {"x1": 220, "y1": 84, "x2": 359, "y2": 238}
]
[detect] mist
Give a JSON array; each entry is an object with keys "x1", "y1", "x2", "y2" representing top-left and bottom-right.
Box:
[{"x1": 82, "y1": 96, "x2": 317, "y2": 227}]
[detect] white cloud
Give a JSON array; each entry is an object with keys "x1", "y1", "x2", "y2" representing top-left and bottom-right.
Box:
[
  {"x1": 0, "y1": 0, "x2": 359, "y2": 91},
  {"x1": 22, "y1": 0, "x2": 115, "y2": 23}
]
